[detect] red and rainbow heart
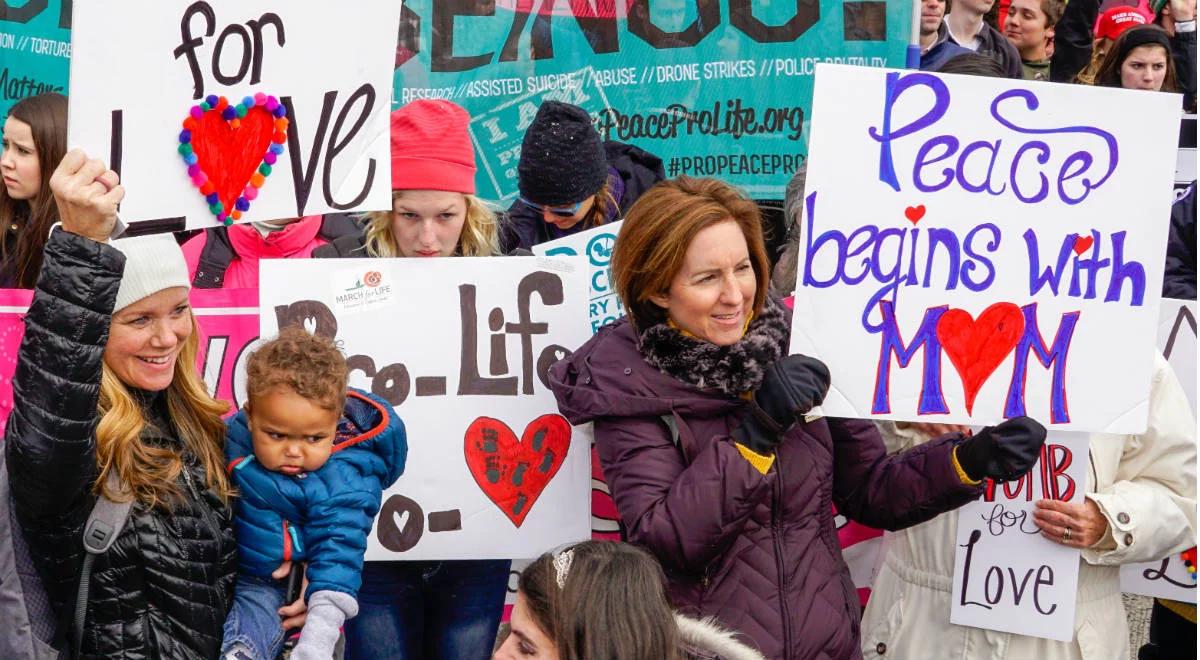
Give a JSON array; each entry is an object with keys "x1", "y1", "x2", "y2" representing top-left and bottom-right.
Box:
[
  {"x1": 178, "y1": 93, "x2": 288, "y2": 226},
  {"x1": 464, "y1": 415, "x2": 571, "y2": 527},
  {"x1": 936, "y1": 303, "x2": 1025, "y2": 415}
]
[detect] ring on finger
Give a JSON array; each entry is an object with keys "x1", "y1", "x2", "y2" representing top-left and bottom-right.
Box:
[{"x1": 1062, "y1": 527, "x2": 1072, "y2": 542}]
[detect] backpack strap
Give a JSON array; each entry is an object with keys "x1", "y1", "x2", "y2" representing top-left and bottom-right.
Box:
[
  {"x1": 72, "y1": 472, "x2": 133, "y2": 657},
  {"x1": 191, "y1": 226, "x2": 234, "y2": 288}
]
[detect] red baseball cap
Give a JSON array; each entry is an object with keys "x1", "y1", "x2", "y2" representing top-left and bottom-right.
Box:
[{"x1": 1095, "y1": 5, "x2": 1152, "y2": 41}]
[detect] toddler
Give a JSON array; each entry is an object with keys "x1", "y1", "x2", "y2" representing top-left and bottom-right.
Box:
[{"x1": 221, "y1": 327, "x2": 407, "y2": 659}]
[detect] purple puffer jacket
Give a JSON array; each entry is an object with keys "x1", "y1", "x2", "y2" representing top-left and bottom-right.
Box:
[{"x1": 550, "y1": 320, "x2": 984, "y2": 660}]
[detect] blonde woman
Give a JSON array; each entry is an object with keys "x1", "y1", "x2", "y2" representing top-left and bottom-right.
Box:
[
  {"x1": 316, "y1": 100, "x2": 510, "y2": 660},
  {"x1": 315, "y1": 100, "x2": 499, "y2": 260},
  {"x1": 2, "y1": 151, "x2": 297, "y2": 659},
  {"x1": 1072, "y1": 5, "x2": 1151, "y2": 85}
]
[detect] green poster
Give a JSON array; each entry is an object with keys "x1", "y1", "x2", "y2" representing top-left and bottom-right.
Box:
[
  {"x1": 395, "y1": 1, "x2": 912, "y2": 201},
  {"x1": 0, "y1": 0, "x2": 71, "y2": 118}
]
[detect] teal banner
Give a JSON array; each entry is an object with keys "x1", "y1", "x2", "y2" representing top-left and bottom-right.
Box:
[
  {"x1": 395, "y1": 1, "x2": 912, "y2": 201},
  {"x1": 0, "y1": 0, "x2": 71, "y2": 118}
]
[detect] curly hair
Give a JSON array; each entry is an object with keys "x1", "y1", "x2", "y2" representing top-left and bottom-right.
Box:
[{"x1": 246, "y1": 327, "x2": 349, "y2": 412}]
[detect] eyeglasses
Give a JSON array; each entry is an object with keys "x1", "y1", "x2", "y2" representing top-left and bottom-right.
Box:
[{"x1": 519, "y1": 197, "x2": 583, "y2": 219}]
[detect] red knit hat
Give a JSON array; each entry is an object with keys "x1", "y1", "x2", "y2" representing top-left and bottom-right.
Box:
[
  {"x1": 390, "y1": 100, "x2": 476, "y2": 194},
  {"x1": 1095, "y1": 5, "x2": 1151, "y2": 41}
]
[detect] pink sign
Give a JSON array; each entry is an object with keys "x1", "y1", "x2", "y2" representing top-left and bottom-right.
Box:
[{"x1": 0, "y1": 288, "x2": 260, "y2": 440}]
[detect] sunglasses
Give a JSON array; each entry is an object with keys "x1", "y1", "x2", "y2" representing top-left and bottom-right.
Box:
[{"x1": 519, "y1": 197, "x2": 584, "y2": 219}]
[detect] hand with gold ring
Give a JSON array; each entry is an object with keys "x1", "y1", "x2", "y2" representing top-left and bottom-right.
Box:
[{"x1": 1033, "y1": 498, "x2": 1109, "y2": 548}]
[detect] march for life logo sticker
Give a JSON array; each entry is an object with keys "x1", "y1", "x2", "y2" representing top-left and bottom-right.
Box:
[{"x1": 333, "y1": 269, "x2": 394, "y2": 315}]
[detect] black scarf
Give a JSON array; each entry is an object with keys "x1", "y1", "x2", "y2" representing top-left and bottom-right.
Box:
[{"x1": 638, "y1": 296, "x2": 789, "y2": 396}]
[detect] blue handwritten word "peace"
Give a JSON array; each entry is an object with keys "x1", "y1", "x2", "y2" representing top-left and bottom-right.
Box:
[{"x1": 869, "y1": 72, "x2": 1118, "y2": 205}]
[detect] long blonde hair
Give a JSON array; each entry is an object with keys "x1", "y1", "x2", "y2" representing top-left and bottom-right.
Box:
[
  {"x1": 95, "y1": 315, "x2": 232, "y2": 509},
  {"x1": 363, "y1": 191, "x2": 501, "y2": 257},
  {"x1": 1074, "y1": 37, "x2": 1114, "y2": 85}
]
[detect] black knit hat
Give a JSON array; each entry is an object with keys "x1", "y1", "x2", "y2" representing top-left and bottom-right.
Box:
[{"x1": 518, "y1": 101, "x2": 608, "y2": 206}]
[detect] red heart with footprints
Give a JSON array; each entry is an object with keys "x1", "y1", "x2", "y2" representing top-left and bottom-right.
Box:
[
  {"x1": 904, "y1": 205, "x2": 926, "y2": 224},
  {"x1": 936, "y1": 303, "x2": 1025, "y2": 415},
  {"x1": 464, "y1": 415, "x2": 572, "y2": 527},
  {"x1": 1073, "y1": 235, "x2": 1094, "y2": 256}
]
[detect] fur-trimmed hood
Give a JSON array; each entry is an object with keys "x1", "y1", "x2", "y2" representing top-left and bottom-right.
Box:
[{"x1": 677, "y1": 615, "x2": 766, "y2": 660}]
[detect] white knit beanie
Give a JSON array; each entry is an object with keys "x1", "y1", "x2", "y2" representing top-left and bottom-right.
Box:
[{"x1": 112, "y1": 234, "x2": 191, "y2": 312}]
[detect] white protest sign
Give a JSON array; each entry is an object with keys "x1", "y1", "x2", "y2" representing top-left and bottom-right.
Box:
[
  {"x1": 68, "y1": 1, "x2": 399, "y2": 229},
  {"x1": 790, "y1": 64, "x2": 1180, "y2": 433},
  {"x1": 533, "y1": 221, "x2": 623, "y2": 334},
  {"x1": 951, "y1": 433, "x2": 1089, "y2": 641},
  {"x1": 1120, "y1": 299, "x2": 1197, "y2": 602},
  {"x1": 260, "y1": 257, "x2": 591, "y2": 560}
]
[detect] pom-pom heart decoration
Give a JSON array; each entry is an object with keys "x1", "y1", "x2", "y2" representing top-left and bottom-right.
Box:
[{"x1": 179, "y1": 93, "x2": 288, "y2": 226}]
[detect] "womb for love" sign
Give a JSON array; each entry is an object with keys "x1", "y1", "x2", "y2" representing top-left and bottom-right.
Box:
[
  {"x1": 260, "y1": 257, "x2": 592, "y2": 560},
  {"x1": 951, "y1": 432, "x2": 1089, "y2": 640},
  {"x1": 790, "y1": 65, "x2": 1181, "y2": 434},
  {"x1": 67, "y1": 1, "x2": 400, "y2": 230}
]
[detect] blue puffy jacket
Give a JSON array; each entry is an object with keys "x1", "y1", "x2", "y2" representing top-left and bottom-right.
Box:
[{"x1": 225, "y1": 388, "x2": 407, "y2": 599}]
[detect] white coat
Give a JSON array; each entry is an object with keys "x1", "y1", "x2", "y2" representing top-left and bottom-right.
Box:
[{"x1": 860, "y1": 353, "x2": 1196, "y2": 660}]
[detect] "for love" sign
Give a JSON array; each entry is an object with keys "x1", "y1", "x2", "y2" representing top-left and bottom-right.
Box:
[{"x1": 67, "y1": 1, "x2": 400, "y2": 230}]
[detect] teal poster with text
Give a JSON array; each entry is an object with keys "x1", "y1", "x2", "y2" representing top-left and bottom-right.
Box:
[
  {"x1": 0, "y1": 0, "x2": 70, "y2": 118},
  {"x1": 394, "y1": 0, "x2": 912, "y2": 200}
]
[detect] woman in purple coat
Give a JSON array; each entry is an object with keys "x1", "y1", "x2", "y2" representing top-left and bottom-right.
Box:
[{"x1": 549, "y1": 177, "x2": 1048, "y2": 660}]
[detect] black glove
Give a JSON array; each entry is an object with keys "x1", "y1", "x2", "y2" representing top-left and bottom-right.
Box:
[
  {"x1": 955, "y1": 416, "x2": 1047, "y2": 482},
  {"x1": 732, "y1": 355, "x2": 831, "y2": 455}
]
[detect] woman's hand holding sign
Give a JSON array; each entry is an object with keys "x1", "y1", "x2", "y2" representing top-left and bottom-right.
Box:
[
  {"x1": 1033, "y1": 498, "x2": 1110, "y2": 548},
  {"x1": 50, "y1": 149, "x2": 124, "y2": 243}
]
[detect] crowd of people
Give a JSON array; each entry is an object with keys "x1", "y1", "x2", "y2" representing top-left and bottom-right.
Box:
[{"x1": 0, "y1": 0, "x2": 1196, "y2": 658}]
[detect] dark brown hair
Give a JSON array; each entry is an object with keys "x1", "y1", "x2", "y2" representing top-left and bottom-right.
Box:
[
  {"x1": 0, "y1": 93, "x2": 67, "y2": 288},
  {"x1": 1096, "y1": 25, "x2": 1179, "y2": 91},
  {"x1": 246, "y1": 327, "x2": 349, "y2": 411},
  {"x1": 519, "y1": 541, "x2": 681, "y2": 660},
  {"x1": 612, "y1": 176, "x2": 770, "y2": 330}
]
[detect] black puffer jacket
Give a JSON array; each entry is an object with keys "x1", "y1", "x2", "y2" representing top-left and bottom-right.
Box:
[{"x1": 4, "y1": 229, "x2": 237, "y2": 659}]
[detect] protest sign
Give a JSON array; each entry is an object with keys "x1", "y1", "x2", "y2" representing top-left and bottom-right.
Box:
[
  {"x1": 192, "y1": 288, "x2": 260, "y2": 412},
  {"x1": 395, "y1": 1, "x2": 910, "y2": 200},
  {"x1": 260, "y1": 257, "x2": 591, "y2": 560},
  {"x1": 790, "y1": 64, "x2": 1180, "y2": 434},
  {"x1": 0, "y1": 1, "x2": 70, "y2": 118},
  {"x1": 67, "y1": 1, "x2": 400, "y2": 230},
  {"x1": 951, "y1": 432, "x2": 1089, "y2": 641},
  {"x1": 0, "y1": 288, "x2": 258, "y2": 438},
  {"x1": 1120, "y1": 299, "x2": 1197, "y2": 603},
  {"x1": 533, "y1": 221, "x2": 623, "y2": 333}
]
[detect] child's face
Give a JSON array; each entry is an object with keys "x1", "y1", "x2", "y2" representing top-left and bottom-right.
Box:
[{"x1": 246, "y1": 387, "x2": 340, "y2": 476}]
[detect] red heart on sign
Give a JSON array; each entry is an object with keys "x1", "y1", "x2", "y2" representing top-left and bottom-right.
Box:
[
  {"x1": 936, "y1": 303, "x2": 1025, "y2": 415},
  {"x1": 904, "y1": 205, "x2": 926, "y2": 224},
  {"x1": 464, "y1": 415, "x2": 572, "y2": 527},
  {"x1": 1073, "y1": 234, "x2": 1094, "y2": 256},
  {"x1": 187, "y1": 103, "x2": 277, "y2": 218}
]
